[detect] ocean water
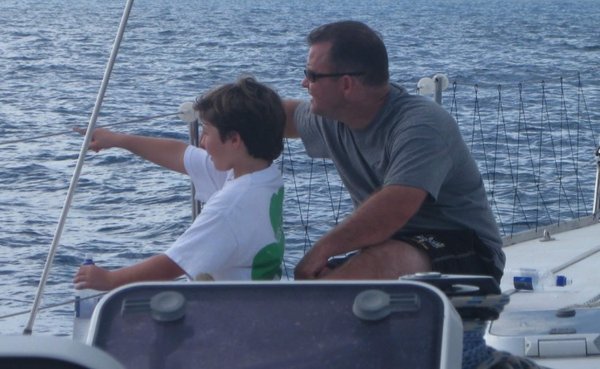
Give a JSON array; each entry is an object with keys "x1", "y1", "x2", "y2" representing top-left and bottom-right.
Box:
[{"x1": 1, "y1": 0, "x2": 599, "y2": 336}]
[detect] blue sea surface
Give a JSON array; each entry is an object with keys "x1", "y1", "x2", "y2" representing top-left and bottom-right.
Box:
[{"x1": 1, "y1": 0, "x2": 599, "y2": 336}]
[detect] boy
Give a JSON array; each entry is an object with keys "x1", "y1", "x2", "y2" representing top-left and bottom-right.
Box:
[{"x1": 73, "y1": 76, "x2": 285, "y2": 290}]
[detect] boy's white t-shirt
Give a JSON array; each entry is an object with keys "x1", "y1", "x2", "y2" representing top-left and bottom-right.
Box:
[{"x1": 164, "y1": 145, "x2": 285, "y2": 281}]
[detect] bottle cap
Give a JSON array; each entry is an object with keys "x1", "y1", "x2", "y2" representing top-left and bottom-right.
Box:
[
  {"x1": 83, "y1": 253, "x2": 94, "y2": 265},
  {"x1": 555, "y1": 275, "x2": 568, "y2": 286}
]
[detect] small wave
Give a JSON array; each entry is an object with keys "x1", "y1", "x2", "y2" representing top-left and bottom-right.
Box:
[{"x1": 582, "y1": 45, "x2": 600, "y2": 52}]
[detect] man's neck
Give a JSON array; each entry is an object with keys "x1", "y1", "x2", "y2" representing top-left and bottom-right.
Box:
[{"x1": 339, "y1": 84, "x2": 390, "y2": 130}]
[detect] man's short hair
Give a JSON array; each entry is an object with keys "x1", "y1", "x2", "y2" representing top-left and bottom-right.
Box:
[
  {"x1": 194, "y1": 77, "x2": 285, "y2": 162},
  {"x1": 307, "y1": 20, "x2": 389, "y2": 86}
]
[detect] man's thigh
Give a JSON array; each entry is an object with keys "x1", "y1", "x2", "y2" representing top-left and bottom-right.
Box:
[
  {"x1": 324, "y1": 239, "x2": 432, "y2": 279},
  {"x1": 393, "y1": 230, "x2": 502, "y2": 282}
]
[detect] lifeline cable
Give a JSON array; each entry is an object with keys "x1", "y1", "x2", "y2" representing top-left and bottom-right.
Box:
[
  {"x1": 0, "y1": 293, "x2": 105, "y2": 321},
  {"x1": 0, "y1": 112, "x2": 178, "y2": 146}
]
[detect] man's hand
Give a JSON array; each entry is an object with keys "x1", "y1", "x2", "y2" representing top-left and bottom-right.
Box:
[{"x1": 294, "y1": 244, "x2": 330, "y2": 279}]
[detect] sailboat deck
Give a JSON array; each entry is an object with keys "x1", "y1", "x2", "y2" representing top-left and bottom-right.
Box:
[{"x1": 486, "y1": 219, "x2": 600, "y2": 369}]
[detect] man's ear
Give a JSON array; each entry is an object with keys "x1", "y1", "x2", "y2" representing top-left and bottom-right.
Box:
[{"x1": 341, "y1": 75, "x2": 357, "y2": 98}]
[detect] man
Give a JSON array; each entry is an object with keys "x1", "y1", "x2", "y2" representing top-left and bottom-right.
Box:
[
  {"x1": 284, "y1": 21, "x2": 504, "y2": 282},
  {"x1": 74, "y1": 76, "x2": 286, "y2": 290}
]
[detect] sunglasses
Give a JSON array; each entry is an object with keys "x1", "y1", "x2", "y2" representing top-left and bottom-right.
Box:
[{"x1": 303, "y1": 69, "x2": 365, "y2": 83}]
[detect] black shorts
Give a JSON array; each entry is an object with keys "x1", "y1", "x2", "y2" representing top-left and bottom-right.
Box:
[
  {"x1": 393, "y1": 229, "x2": 502, "y2": 283},
  {"x1": 326, "y1": 229, "x2": 502, "y2": 283}
]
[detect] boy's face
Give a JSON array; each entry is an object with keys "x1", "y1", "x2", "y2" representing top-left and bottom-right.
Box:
[{"x1": 201, "y1": 121, "x2": 235, "y2": 171}]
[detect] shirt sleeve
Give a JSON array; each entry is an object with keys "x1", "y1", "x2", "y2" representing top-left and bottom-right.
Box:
[
  {"x1": 294, "y1": 101, "x2": 332, "y2": 159},
  {"x1": 183, "y1": 145, "x2": 229, "y2": 201}
]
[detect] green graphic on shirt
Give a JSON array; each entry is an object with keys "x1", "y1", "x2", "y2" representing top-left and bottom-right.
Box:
[{"x1": 252, "y1": 187, "x2": 285, "y2": 280}]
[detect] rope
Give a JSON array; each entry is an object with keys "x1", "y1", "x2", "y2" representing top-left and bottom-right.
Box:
[
  {"x1": 449, "y1": 75, "x2": 597, "y2": 238},
  {"x1": 551, "y1": 245, "x2": 600, "y2": 274},
  {"x1": 436, "y1": 73, "x2": 586, "y2": 90},
  {"x1": 562, "y1": 293, "x2": 600, "y2": 310},
  {"x1": 322, "y1": 158, "x2": 344, "y2": 226},
  {"x1": 0, "y1": 293, "x2": 105, "y2": 321},
  {"x1": 464, "y1": 328, "x2": 493, "y2": 369},
  {"x1": 0, "y1": 112, "x2": 179, "y2": 146}
]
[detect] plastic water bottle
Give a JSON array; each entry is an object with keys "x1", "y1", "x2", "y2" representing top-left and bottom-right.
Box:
[
  {"x1": 508, "y1": 268, "x2": 572, "y2": 291},
  {"x1": 74, "y1": 254, "x2": 99, "y2": 318}
]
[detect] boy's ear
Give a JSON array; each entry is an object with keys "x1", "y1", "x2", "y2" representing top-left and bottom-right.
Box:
[{"x1": 227, "y1": 131, "x2": 242, "y2": 147}]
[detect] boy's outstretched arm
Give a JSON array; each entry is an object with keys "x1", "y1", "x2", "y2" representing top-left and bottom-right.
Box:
[{"x1": 74, "y1": 127, "x2": 188, "y2": 174}]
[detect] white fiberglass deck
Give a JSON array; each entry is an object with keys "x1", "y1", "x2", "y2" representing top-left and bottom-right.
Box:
[{"x1": 486, "y1": 220, "x2": 600, "y2": 369}]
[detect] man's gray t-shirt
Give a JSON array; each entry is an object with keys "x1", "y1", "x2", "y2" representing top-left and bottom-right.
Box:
[{"x1": 294, "y1": 84, "x2": 505, "y2": 272}]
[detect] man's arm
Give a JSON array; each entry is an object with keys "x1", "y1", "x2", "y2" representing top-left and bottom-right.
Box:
[
  {"x1": 283, "y1": 100, "x2": 302, "y2": 138},
  {"x1": 294, "y1": 184, "x2": 427, "y2": 279},
  {"x1": 75, "y1": 127, "x2": 188, "y2": 174},
  {"x1": 73, "y1": 254, "x2": 185, "y2": 291}
]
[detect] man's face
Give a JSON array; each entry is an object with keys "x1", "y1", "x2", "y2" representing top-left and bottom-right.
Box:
[{"x1": 302, "y1": 42, "x2": 345, "y2": 118}]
